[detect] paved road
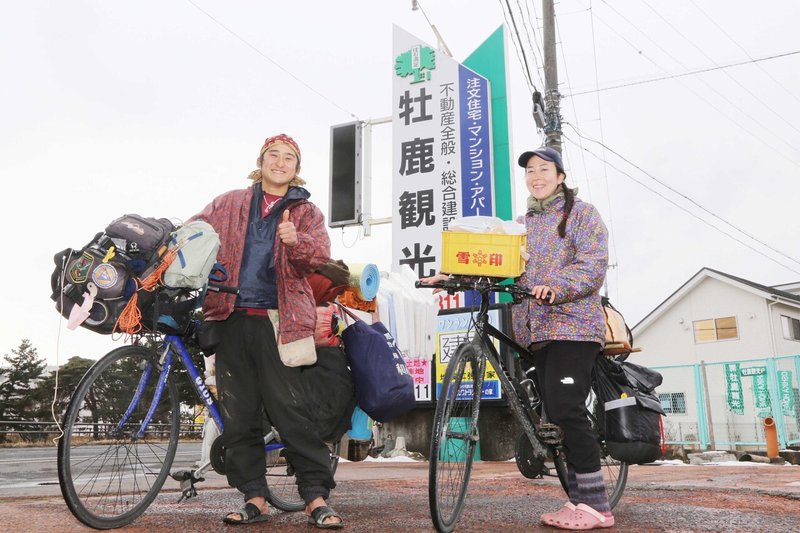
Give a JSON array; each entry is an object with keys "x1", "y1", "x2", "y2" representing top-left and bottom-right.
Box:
[
  {"x1": 0, "y1": 443, "x2": 203, "y2": 498},
  {"x1": 1, "y1": 455, "x2": 799, "y2": 532}
]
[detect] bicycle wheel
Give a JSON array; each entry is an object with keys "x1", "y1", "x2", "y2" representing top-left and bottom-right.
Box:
[
  {"x1": 57, "y1": 345, "x2": 180, "y2": 529},
  {"x1": 265, "y1": 440, "x2": 342, "y2": 512},
  {"x1": 429, "y1": 341, "x2": 485, "y2": 533}
]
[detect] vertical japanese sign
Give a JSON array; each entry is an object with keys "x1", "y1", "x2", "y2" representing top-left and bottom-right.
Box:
[
  {"x1": 459, "y1": 70, "x2": 493, "y2": 216},
  {"x1": 752, "y1": 371, "x2": 771, "y2": 417},
  {"x1": 724, "y1": 363, "x2": 744, "y2": 415},
  {"x1": 392, "y1": 26, "x2": 493, "y2": 278},
  {"x1": 777, "y1": 370, "x2": 795, "y2": 416},
  {"x1": 435, "y1": 309, "x2": 502, "y2": 400}
]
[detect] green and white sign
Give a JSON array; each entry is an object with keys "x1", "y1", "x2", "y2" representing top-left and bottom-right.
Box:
[
  {"x1": 724, "y1": 363, "x2": 744, "y2": 415},
  {"x1": 753, "y1": 373, "x2": 771, "y2": 417},
  {"x1": 778, "y1": 370, "x2": 795, "y2": 417},
  {"x1": 391, "y1": 25, "x2": 494, "y2": 279},
  {"x1": 740, "y1": 366, "x2": 766, "y2": 377}
]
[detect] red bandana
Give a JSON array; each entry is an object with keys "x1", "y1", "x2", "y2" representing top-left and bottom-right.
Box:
[{"x1": 258, "y1": 133, "x2": 301, "y2": 165}]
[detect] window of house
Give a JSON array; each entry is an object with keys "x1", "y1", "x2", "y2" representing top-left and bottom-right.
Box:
[
  {"x1": 659, "y1": 392, "x2": 687, "y2": 415},
  {"x1": 693, "y1": 316, "x2": 738, "y2": 343},
  {"x1": 781, "y1": 315, "x2": 800, "y2": 341}
]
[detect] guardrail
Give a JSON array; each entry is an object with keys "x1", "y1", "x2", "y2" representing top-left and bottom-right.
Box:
[{"x1": 0, "y1": 420, "x2": 204, "y2": 440}]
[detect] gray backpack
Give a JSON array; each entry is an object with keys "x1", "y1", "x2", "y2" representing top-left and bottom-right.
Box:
[{"x1": 163, "y1": 221, "x2": 220, "y2": 289}]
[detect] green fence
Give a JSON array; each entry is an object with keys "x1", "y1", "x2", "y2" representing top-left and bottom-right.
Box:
[{"x1": 652, "y1": 354, "x2": 800, "y2": 450}]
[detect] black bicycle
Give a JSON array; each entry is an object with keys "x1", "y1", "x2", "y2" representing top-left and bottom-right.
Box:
[
  {"x1": 56, "y1": 283, "x2": 340, "y2": 530},
  {"x1": 416, "y1": 276, "x2": 628, "y2": 533}
]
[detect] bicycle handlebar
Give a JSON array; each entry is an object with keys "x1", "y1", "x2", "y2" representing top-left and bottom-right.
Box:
[
  {"x1": 207, "y1": 283, "x2": 239, "y2": 295},
  {"x1": 415, "y1": 275, "x2": 536, "y2": 300}
]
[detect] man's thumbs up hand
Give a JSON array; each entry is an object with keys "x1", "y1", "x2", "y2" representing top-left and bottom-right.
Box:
[{"x1": 278, "y1": 209, "x2": 298, "y2": 247}]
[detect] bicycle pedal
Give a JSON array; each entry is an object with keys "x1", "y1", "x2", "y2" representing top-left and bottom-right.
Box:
[
  {"x1": 170, "y1": 470, "x2": 193, "y2": 481},
  {"x1": 536, "y1": 423, "x2": 563, "y2": 445}
]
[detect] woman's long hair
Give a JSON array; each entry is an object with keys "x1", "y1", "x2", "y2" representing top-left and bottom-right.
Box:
[{"x1": 557, "y1": 176, "x2": 574, "y2": 239}]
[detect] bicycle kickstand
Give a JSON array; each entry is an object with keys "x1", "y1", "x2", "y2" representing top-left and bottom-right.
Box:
[{"x1": 171, "y1": 469, "x2": 206, "y2": 502}]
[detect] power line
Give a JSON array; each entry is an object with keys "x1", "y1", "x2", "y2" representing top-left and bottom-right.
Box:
[
  {"x1": 688, "y1": 0, "x2": 800, "y2": 109},
  {"x1": 564, "y1": 124, "x2": 800, "y2": 275},
  {"x1": 499, "y1": 3, "x2": 534, "y2": 95},
  {"x1": 185, "y1": 0, "x2": 359, "y2": 120},
  {"x1": 516, "y1": 0, "x2": 545, "y2": 89},
  {"x1": 553, "y1": 18, "x2": 593, "y2": 202},
  {"x1": 587, "y1": 0, "x2": 618, "y2": 294},
  {"x1": 565, "y1": 49, "x2": 800, "y2": 97},
  {"x1": 584, "y1": 1, "x2": 800, "y2": 169},
  {"x1": 500, "y1": 0, "x2": 538, "y2": 92},
  {"x1": 641, "y1": 0, "x2": 800, "y2": 142}
]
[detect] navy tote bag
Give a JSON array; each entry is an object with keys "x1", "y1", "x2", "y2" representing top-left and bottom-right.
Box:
[{"x1": 337, "y1": 305, "x2": 416, "y2": 422}]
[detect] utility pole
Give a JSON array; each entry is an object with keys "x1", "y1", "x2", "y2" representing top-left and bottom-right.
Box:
[{"x1": 542, "y1": 0, "x2": 562, "y2": 152}]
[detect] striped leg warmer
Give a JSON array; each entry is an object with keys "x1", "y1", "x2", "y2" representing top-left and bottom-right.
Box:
[{"x1": 575, "y1": 470, "x2": 611, "y2": 514}]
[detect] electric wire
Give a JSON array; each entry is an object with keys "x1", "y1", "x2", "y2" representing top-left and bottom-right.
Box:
[
  {"x1": 688, "y1": 0, "x2": 800, "y2": 108},
  {"x1": 499, "y1": 1, "x2": 533, "y2": 94},
  {"x1": 501, "y1": 0, "x2": 538, "y2": 93},
  {"x1": 594, "y1": 0, "x2": 800, "y2": 166},
  {"x1": 553, "y1": 12, "x2": 593, "y2": 202},
  {"x1": 563, "y1": 131, "x2": 800, "y2": 276},
  {"x1": 516, "y1": 0, "x2": 545, "y2": 89},
  {"x1": 564, "y1": 124, "x2": 800, "y2": 275},
  {"x1": 524, "y1": 0, "x2": 545, "y2": 63},
  {"x1": 565, "y1": 49, "x2": 800, "y2": 96},
  {"x1": 587, "y1": 0, "x2": 618, "y2": 297},
  {"x1": 185, "y1": 0, "x2": 359, "y2": 120},
  {"x1": 642, "y1": 0, "x2": 800, "y2": 141}
]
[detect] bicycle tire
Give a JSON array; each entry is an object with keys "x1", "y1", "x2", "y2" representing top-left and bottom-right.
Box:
[
  {"x1": 428, "y1": 341, "x2": 485, "y2": 533},
  {"x1": 57, "y1": 345, "x2": 180, "y2": 529},
  {"x1": 265, "y1": 440, "x2": 342, "y2": 512}
]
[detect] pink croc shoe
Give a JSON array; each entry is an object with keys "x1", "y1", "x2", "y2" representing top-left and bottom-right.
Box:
[
  {"x1": 541, "y1": 502, "x2": 577, "y2": 526},
  {"x1": 549, "y1": 503, "x2": 615, "y2": 530}
]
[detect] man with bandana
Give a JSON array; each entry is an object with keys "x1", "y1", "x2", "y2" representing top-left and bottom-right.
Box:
[{"x1": 191, "y1": 134, "x2": 343, "y2": 528}]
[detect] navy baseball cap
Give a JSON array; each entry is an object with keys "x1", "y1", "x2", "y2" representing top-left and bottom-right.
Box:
[{"x1": 517, "y1": 146, "x2": 564, "y2": 171}]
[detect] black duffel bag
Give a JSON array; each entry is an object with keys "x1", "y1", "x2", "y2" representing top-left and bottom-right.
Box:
[{"x1": 593, "y1": 355, "x2": 665, "y2": 464}]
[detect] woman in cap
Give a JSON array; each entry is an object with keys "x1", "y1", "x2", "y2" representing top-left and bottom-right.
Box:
[{"x1": 513, "y1": 146, "x2": 612, "y2": 530}]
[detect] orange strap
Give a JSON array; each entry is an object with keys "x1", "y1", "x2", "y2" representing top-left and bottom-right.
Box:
[{"x1": 115, "y1": 249, "x2": 178, "y2": 335}]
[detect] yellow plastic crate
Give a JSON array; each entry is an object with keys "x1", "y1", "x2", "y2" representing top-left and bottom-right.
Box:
[{"x1": 441, "y1": 231, "x2": 526, "y2": 278}]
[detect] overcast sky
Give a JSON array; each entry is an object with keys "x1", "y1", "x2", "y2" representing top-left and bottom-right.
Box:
[{"x1": 2, "y1": 1, "x2": 799, "y2": 365}]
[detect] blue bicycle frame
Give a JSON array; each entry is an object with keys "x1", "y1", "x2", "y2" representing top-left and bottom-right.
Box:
[{"x1": 114, "y1": 332, "x2": 225, "y2": 439}]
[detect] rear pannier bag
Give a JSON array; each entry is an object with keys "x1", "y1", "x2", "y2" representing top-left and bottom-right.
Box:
[{"x1": 593, "y1": 355, "x2": 665, "y2": 464}]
